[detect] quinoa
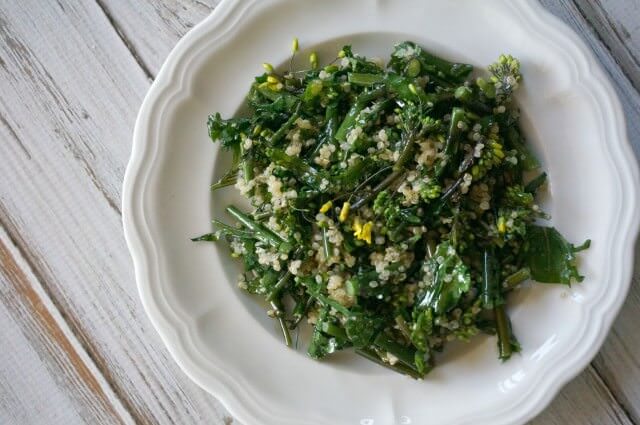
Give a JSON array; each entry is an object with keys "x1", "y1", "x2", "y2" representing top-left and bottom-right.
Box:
[{"x1": 197, "y1": 41, "x2": 590, "y2": 379}]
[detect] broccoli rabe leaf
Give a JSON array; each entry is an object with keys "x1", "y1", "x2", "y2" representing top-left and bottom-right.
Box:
[
  {"x1": 207, "y1": 113, "x2": 251, "y2": 149},
  {"x1": 308, "y1": 309, "x2": 342, "y2": 359},
  {"x1": 410, "y1": 309, "x2": 434, "y2": 352},
  {"x1": 418, "y1": 242, "x2": 471, "y2": 314},
  {"x1": 308, "y1": 328, "x2": 334, "y2": 359},
  {"x1": 340, "y1": 45, "x2": 385, "y2": 74},
  {"x1": 525, "y1": 225, "x2": 590, "y2": 284},
  {"x1": 345, "y1": 311, "x2": 381, "y2": 349},
  {"x1": 389, "y1": 41, "x2": 473, "y2": 84}
]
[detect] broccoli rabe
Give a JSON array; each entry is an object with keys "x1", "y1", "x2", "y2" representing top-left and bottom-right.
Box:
[{"x1": 194, "y1": 40, "x2": 589, "y2": 378}]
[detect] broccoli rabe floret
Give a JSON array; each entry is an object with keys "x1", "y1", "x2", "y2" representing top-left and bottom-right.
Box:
[{"x1": 488, "y1": 54, "x2": 522, "y2": 103}]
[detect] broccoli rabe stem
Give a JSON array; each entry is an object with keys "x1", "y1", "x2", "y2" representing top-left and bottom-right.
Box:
[
  {"x1": 351, "y1": 169, "x2": 402, "y2": 210},
  {"x1": 270, "y1": 299, "x2": 292, "y2": 347},
  {"x1": 308, "y1": 103, "x2": 339, "y2": 159},
  {"x1": 373, "y1": 333, "x2": 418, "y2": 368},
  {"x1": 436, "y1": 107, "x2": 466, "y2": 178},
  {"x1": 335, "y1": 86, "x2": 386, "y2": 141},
  {"x1": 226, "y1": 206, "x2": 292, "y2": 253},
  {"x1": 355, "y1": 347, "x2": 423, "y2": 379},
  {"x1": 348, "y1": 72, "x2": 385, "y2": 86},
  {"x1": 266, "y1": 148, "x2": 322, "y2": 188},
  {"x1": 503, "y1": 268, "x2": 531, "y2": 290},
  {"x1": 322, "y1": 227, "x2": 333, "y2": 260},
  {"x1": 269, "y1": 103, "x2": 301, "y2": 146},
  {"x1": 524, "y1": 172, "x2": 547, "y2": 193},
  {"x1": 494, "y1": 305, "x2": 514, "y2": 360},
  {"x1": 210, "y1": 171, "x2": 238, "y2": 191},
  {"x1": 481, "y1": 249, "x2": 501, "y2": 309},
  {"x1": 266, "y1": 270, "x2": 292, "y2": 302}
]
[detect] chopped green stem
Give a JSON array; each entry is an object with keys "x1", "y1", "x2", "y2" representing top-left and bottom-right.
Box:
[
  {"x1": 291, "y1": 297, "x2": 313, "y2": 328},
  {"x1": 481, "y1": 249, "x2": 500, "y2": 309},
  {"x1": 394, "y1": 316, "x2": 412, "y2": 340},
  {"x1": 419, "y1": 49, "x2": 473, "y2": 83},
  {"x1": 322, "y1": 227, "x2": 333, "y2": 260},
  {"x1": 355, "y1": 348, "x2": 423, "y2": 379},
  {"x1": 266, "y1": 271, "x2": 292, "y2": 302},
  {"x1": 524, "y1": 172, "x2": 547, "y2": 193},
  {"x1": 308, "y1": 103, "x2": 339, "y2": 159},
  {"x1": 373, "y1": 333, "x2": 417, "y2": 367},
  {"x1": 226, "y1": 206, "x2": 291, "y2": 252},
  {"x1": 494, "y1": 305, "x2": 513, "y2": 360},
  {"x1": 270, "y1": 300, "x2": 292, "y2": 347},
  {"x1": 573, "y1": 239, "x2": 592, "y2": 252},
  {"x1": 438, "y1": 176, "x2": 463, "y2": 204},
  {"x1": 503, "y1": 268, "x2": 531, "y2": 290},
  {"x1": 270, "y1": 103, "x2": 301, "y2": 145},
  {"x1": 393, "y1": 135, "x2": 417, "y2": 173},
  {"x1": 304, "y1": 280, "x2": 351, "y2": 316},
  {"x1": 239, "y1": 141, "x2": 254, "y2": 195},
  {"x1": 321, "y1": 321, "x2": 348, "y2": 341},
  {"x1": 266, "y1": 148, "x2": 322, "y2": 187},
  {"x1": 210, "y1": 172, "x2": 238, "y2": 191},
  {"x1": 335, "y1": 86, "x2": 386, "y2": 141},
  {"x1": 436, "y1": 107, "x2": 465, "y2": 178},
  {"x1": 351, "y1": 169, "x2": 403, "y2": 210},
  {"x1": 253, "y1": 211, "x2": 273, "y2": 221},
  {"x1": 348, "y1": 72, "x2": 385, "y2": 86}
]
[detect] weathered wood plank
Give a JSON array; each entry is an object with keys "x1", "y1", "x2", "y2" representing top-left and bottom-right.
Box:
[
  {"x1": 572, "y1": 0, "x2": 640, "y2": 93},
  {"x1": 0, "y1": 1, "x2": 232, "y2": 423},
  {"x1": 96, "y1": 0, "x2": 219, "y2": 76},
  {"x1": 532, "y1": 366, "x2": 633, "y2": 425},
  {"x1": 591, "y1": 245, "x2": 640, "y2": 422},
  {"x1": 538, "y1": 0, "x2": 640, "y2": 422},
  {"x1": 0, "y1": 227, "x2": 132, "y2": 425}
]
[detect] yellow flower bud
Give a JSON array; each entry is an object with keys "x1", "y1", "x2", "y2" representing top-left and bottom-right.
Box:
[
  {"x1": 319, "y1": 201, "x2": 332, "y2": 214},
  {"x1": 339, "y1": 202, "x2": 350, "y2": 222}
]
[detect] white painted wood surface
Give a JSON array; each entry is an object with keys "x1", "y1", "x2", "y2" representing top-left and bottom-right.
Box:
[{"x1": 0, "y1": 1, "x2": 638, "y2": 424}]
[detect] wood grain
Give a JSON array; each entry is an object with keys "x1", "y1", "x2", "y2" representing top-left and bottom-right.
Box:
[
  {"x1": 0, "y1": 227, "x2": 132, "y2": 424},
  {"x1": 572, "y1": 0, "x2": 640, "y2": 93},
  {"x1": 0, "y1": 1, "x2": 232, "y2": 423},
  {"x1": 532, "y1": 366, "x2": 634, "y2": 425},
  {"x1": 96, "y1": 0, "x2": 220, "y2": 76}
]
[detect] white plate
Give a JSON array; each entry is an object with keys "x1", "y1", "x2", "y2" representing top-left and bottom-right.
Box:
[{"x1": 122, "y1": 0, "x2": 640, "y2": 424}]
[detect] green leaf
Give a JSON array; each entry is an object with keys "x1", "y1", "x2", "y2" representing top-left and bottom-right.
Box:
[
  {"x1": 418, "y1": 242, "x2": 471, "y2": 314},
  {"x1": 525, "y1": 225, "x2": 589, "y2": 284},
  {"x1": 207, "y1": 113, "x2": 250, "y2": 149},
  {"x1": 345, "y1": 312, "x2": 380, "y2": 349},
  {"x1": 308, "y1": 309, "x2": 338, "y2": 359},
  {"x1": 410, "y1": 309, "x2": 434, "y2": 352}
]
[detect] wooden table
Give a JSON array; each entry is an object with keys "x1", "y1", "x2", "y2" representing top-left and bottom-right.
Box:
[{"x1": 1, "y1": 1, "x2": 638, "y2": 424}]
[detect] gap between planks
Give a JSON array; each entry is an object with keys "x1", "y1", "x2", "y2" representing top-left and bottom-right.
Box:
[
  {"x1": 571, "y1": 0, "x2": 640, "y2": 94},
  {"x1": 0, "y1": 211, "x2": 147, "y2": 424},
  {"x1": 0, "y1": 224, "x2": 135, "y2": 425},
  {"x1": 93, "y1": 0, "x2": 154, "y2": 81}
]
